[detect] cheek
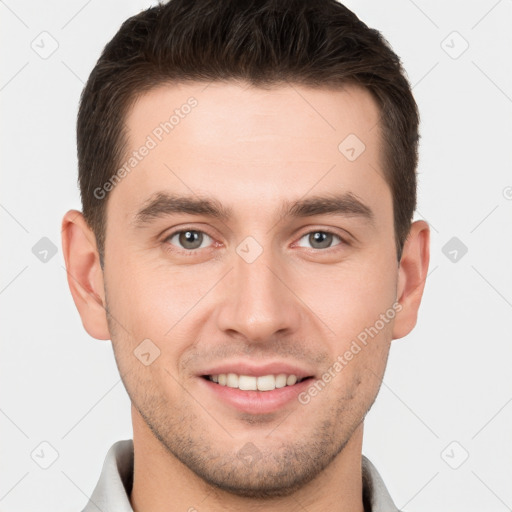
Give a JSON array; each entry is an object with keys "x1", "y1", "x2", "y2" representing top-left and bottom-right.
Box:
[
  {"x1": 105, "y1": 260, "x2": 211, "y2": 380},
  {"x1": 298, "y1": 253, "x2": 397, "y2": 402},
  {"x1": 106, "y1": 259, "x2": 192, "y2": 336},
  {"x1": 300, "y1": 256, "x2": 398, "y2": 343},
  {"x1": 105, "y1": 268, "x2": 191, "y2": 404}
]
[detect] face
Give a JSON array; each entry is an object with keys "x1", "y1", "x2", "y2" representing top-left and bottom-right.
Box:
[{"x1": 103, "y1": 81, "x2": 399, "y2": 497}]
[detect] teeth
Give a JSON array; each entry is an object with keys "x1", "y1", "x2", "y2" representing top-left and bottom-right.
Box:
[
  {"x1": 256, "y1": 375, "x2": 274, "y2": 391},
  {"x1": 286, "y1": 375, "x2": 297, "y2": 386},
  {"x1": 226, "y1": 373, "x2": 238, "y2": 388},
  {"x1": 208, "y1": 373, "x2": 304, "y2": 391},
  {"x1": 275, "y1": 374, "x2": 287, "y2": 388},
  {"x1": 239, "y1": 375, "x2": 256, "y2": 390}
]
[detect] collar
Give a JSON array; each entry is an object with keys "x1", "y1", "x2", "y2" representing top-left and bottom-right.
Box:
[{"x1": 83, "y1": 440, "x2": 401, "y2": 512}]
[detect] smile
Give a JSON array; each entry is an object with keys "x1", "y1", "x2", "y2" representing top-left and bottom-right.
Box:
[{"x1": 205, "y1": 373, "x2": 306, "y2": 391}]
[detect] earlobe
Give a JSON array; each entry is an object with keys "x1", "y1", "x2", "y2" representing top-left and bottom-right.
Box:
[
  {"x1": 392, "y1": 220, "x2": 430, "y2": 340},
  {"x1": 61, "y1": 210, "x2": 110, "y2": 340}
]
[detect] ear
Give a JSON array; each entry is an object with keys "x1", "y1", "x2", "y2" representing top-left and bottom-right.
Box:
[
  {"x1": 392, "y1": 220, "x2": 430, "y2": 340},
  {"x1": 61, "y1": 210, "x2": 110, "y2": 340}
]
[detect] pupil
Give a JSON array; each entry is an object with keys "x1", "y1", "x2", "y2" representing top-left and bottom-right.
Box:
[
  {"x1": 310, "y1": 231, "x2": 331, "y2": 249},
  {"x1": 180, "y1": 230, "x2": 202, "y2": 249}
]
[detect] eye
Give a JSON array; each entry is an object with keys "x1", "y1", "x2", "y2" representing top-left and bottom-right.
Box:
[
  {"x1": 166, "y1": 229, "x2": 213, "y2": 250},
  {"x1": 296, "y1": 230, "x2": 344, "y2": 250}
]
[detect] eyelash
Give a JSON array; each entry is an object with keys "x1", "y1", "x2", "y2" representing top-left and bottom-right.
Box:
[
  {"x1": 294, "y1": 230, "x2": 348, "y2": 250},
  {"x1": 162, "y1": 227, "x2": 350, "y2": 255}
]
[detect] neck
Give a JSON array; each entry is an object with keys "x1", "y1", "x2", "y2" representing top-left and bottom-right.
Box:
[{"x1": 130, "y1": 407, "x2": 365, "y2": 512}]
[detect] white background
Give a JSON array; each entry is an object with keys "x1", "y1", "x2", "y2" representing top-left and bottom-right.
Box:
[{"x1": 1, "y1": 0, "x2": 511, "y2": 510}]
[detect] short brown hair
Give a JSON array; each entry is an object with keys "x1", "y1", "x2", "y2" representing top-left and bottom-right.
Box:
[{"x1": 77, "y1": 0, "x2": 419, "y2": 265}]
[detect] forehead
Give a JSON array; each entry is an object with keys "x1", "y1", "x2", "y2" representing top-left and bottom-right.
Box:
[
  {"x1": 124, "y1": 80, "x2": 381, "y2": 151},
  {"x1": 107, "y1": 81, "x2": 389, "y2": 227}
]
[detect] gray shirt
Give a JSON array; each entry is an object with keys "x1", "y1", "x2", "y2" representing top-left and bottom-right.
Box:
[{"x1": 82, "y1": 440, "x2": 401, "y2": 512}]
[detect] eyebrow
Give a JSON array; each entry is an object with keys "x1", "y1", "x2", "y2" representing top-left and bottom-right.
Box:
[
  {"x1": 132, "y1": 192, "x2": 232, "y2": 226},
  {"x1": 283, "y1": 193, "x2": 374, "y2": 224},
  {"x1": 132, "y1": 191, "x2": 375, "y2": 228}
]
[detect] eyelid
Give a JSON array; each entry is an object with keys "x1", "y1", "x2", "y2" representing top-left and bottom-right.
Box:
[
  {"x1": 162, "y1": 226, "x2": 218, "y2": 252},
  {"x1": 292, "y1": 227, "x2": 351, "y2": 249}
]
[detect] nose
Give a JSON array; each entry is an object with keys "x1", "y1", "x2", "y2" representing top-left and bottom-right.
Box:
[{"x1": 215, "y1": 244, "x2": 303, "y2": 344}]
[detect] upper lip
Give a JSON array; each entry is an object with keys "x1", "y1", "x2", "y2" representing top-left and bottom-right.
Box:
[{"x1": 198, "y1": 361, "x2": 315, "y2": 379}]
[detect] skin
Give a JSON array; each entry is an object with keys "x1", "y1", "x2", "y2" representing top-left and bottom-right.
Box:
[{"x1": 62, "y1": 81, "x2": 429, "y2": 512}]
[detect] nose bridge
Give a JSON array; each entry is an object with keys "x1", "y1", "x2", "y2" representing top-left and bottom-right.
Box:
[{"x1": 217, "y1": 241, "x2": 300, "y2": 341}]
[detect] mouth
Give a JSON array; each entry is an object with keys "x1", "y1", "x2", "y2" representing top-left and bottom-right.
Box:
[
  {"x1": 201, "y1": 373, "x2": 313, "y2": 392},
  {"x1": 197, "y1": 362, "x2": 316, "y2": 414},
  {"x1": 200, "y1": 372, "x2": 315, "y2": 414}
]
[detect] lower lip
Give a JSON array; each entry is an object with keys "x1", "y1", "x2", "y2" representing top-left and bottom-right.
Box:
[{"x1": 199, "y1": 377, "x2": 313, "y2": 415}]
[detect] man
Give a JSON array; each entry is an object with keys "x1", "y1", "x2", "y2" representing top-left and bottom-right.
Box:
[{"x1": 61, "y1": 0, "x2": 429, "y2": 510}]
